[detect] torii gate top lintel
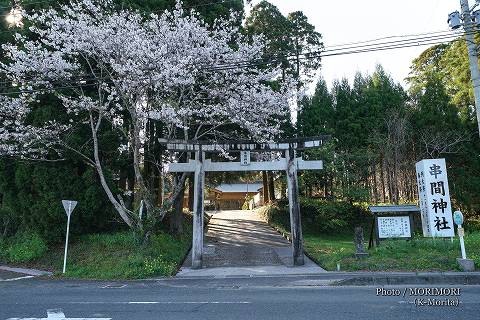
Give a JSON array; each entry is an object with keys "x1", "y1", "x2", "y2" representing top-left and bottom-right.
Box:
[{"x1": 158, "y1": 136, "x2": 330, "y2": 152}]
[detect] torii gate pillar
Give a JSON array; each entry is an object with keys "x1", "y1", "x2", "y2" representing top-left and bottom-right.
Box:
[
  {"x1": 192, "y1": 150, "x2": 205, "y2": 269},
  {"x1": 286, "y1": 147, "x2": 304, "y2": 266}
]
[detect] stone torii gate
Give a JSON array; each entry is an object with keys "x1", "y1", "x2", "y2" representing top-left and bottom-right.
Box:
[{"x1": 161, "y1": 137, "x2": 327, "y2": 269}]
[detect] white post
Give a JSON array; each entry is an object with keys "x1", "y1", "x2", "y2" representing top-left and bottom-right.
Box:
[
  {"x1": 458, "y1": 224, "x2": 467, "y2": 259},
  {"x1": 63, "y1": 203, "x2": 72, "y2": 274},
  {"x1": 460, "y1": 0, "x2": 480, "y2": 136},
  {"x1": 191, "y1": 150, "x2": 205, "y2": 269}
]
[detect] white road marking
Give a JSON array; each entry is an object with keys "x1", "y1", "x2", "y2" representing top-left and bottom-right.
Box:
[
  {"x1": 6, "y1": 308, "x2": 111, "y2": 320},
  {"x1": 100, "y1": 284, "x2": 127, "y2": 289},
  {"x1": 68, "y1": 301, "x2": 251, "y2": 305},
  {"x1": 0, "y1": 276, "x2": 34, "y2": 282},
  {"x1": 5, "y1": 302, "x2": 251, "y2": 319}
]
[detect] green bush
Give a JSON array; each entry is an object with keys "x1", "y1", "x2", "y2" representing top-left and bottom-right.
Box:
[
  {"x1": 143, "y1": 256, "x2": 177, "y2": 277},
  {"x1": 0, "y1": 159, "x2": 119, "y2": 243},
  {"x1": 6, "y1": 232, "x2": 48, "y2": 263},
  {"x1": 0, "y1": 237, "x2": 6, "y2": 259},
  {"x1": 57, "y1": 228, "x2": 192, "y2": 279},
  {"x1": 0, "y1": 207, "x2": 17, "y2": 238},
  {"x1": 466, "y1": 219, "x2": 480, "y2": 232},
  {"x1": 263, "y1": 198, "x2": 369, "y2": 234}
]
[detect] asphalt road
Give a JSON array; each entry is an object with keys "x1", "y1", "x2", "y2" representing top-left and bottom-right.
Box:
[{"x1": 1, "y1": 276, "x2": 479, "y2": 320}]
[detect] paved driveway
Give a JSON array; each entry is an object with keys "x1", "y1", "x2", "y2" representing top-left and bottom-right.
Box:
[
  {"x1": 0, "y1": 269, "x2": 28, "y2": 281},
  {"x1": 0, "y1": 266, "x2": 51, "y2": 281},
  {"x1": 178, "y1": 210, "x2": 325, "y2": 277}
]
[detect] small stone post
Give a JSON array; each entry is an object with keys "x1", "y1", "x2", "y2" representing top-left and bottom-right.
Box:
[{"x1": 354, "y1": 226, "x2": 368, "y2": 258}]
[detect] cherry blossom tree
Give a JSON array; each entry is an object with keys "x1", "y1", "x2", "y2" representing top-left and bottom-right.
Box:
[{"x1": 0, "y1": 0, "x2": 295, "y2": 242}]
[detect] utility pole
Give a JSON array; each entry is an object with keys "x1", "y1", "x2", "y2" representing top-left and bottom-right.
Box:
[{"x1": 459, "y1": 0, "x2": 480, "y2": 136}]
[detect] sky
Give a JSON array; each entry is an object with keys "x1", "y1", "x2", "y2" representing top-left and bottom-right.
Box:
[{"x1": 247, "y1": 0, "x2": 460, "y2": 90}]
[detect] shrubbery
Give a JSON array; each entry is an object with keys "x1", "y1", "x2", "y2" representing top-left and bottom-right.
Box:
[
  {"x1": 0, "y1": 160, "x2": 119, "y2": 243},
  {"x1": 50, "y1": 229, "x2": 191, "y2": 279},
  {"x1": 143, "y1": 256, "x2": 177, "y2": 277},
  {"x1": 260, "y1": 198, "x2": 370, "y2": 234},
  {"x1": 0, "y1": 232, "x2": 48, "y2": 263},
  {"x1": 0, "y1": 206, "x2": 17, "y2": 238}
]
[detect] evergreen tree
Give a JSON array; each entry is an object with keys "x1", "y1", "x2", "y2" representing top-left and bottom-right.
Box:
[{"x1": 297, "y1": 78, "x2": 333, "y2": 136}]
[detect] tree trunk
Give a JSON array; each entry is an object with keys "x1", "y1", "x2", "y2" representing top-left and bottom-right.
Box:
[
  {"x1": 125, "y1": 167, "x2": 135, "y2": 211},
  {"x1": 89, "y1": 112, "x2": 134, "y2": 228},
  {"x1": 262, "y1": 171, "x2": 269, "y2": 203},
  {"x1": 372, "y1": 163, "x2": 379, "y2": 203},
  {"x1": 132, "y1": 117, "x2": 154, "y2": 214},
  {"x1": 386, "y1": 161, "x2": 393, "y2": 203},
  {"x1": 393, "y1": 148, "x2": 400, "y2": 204},
  {"x1": 268, "y1": 172, "x2": 275, "y2": 201},
  {"x1": 156, "y1": 173, "x2": 163, "y2": 206},
  {"x1": 170, "y1": 174, "x2": 185, "y2": 235},
  {"x1": 380, "y1": 156, "x2": 386, "y2": 203},
  {"x1": 188, "y1": 173, "x2": 195, "y2": 211}
]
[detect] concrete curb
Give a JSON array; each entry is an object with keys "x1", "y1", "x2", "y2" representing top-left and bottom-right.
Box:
[
  {"x1": 333, "y1": 273, "x2": 480, "y2": 286},
  {"x1": 0, "y1": 265, "x2": 53, "y2": 277},
  {"x1": 166, "y1": 271, "x2": 480, "y2": 288}
]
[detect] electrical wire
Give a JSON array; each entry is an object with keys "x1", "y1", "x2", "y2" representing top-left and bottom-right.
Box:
[
  {"x1": 205, "y1": 32, "x2": 464, "y2": 70},
  {"x1": 0, "y1": 32, "x2": 466, "y2": 85},
  {"x1": 0, "y1": 29, "x2": 465, "y2": 87},
  {"x1": 0, "y1": 37, "x2": 458, "y2": 91},
  {"x1": 324, "y1": 29, "x2": 455, "y2": 48},
  {"x1": 0, "y1": 35, "x2": 465, "y2": 95}
]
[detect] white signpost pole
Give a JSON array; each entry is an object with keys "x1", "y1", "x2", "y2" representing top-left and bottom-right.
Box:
[
  {"x1": 453, "y1": 211, "x2": 467, "y2": 259},
  {"x1": 63, "y1": 209, "x2": 71, "y2": 274},
  {"x1": 453, "y1": 210, "x2": 475, "y2": 271},
  {"x1": 62, "y1": 200, "x2": 77, "y2": 274},
  {"x1": 459, "y1": 225, "x2": 467, "y2": 259}
]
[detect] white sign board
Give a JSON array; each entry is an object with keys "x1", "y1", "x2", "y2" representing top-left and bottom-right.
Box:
[
  {"x1": 240, "y1": 151, "x2": 251, "y2": 166},
  {"x1": 62, "y1": 200, "x2": 77, "y2": 217},
  {"x1": 453, "y1": 210, "x2": 464, "y2": 226},
  {"x1": 415, "y1": 159, "x2": 454, "y2": 237},
  {"x1": 378, "y1": 216, "x2": 411, "y2": 238}
]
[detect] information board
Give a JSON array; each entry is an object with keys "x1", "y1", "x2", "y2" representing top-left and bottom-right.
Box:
[{"x1": 377, "y1": 216, "x2": 412, "y2": 238}]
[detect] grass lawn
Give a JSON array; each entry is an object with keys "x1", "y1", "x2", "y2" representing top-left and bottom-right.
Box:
[
  {"x1": 266, "y1": 214, "x2": 480, "y2": 272},
  {"x1": 0, "y1": 220, "x2": 192, "y2": 280},
  {"x1": 303, "y1": 232, "x2": 480, "y2": 272}
]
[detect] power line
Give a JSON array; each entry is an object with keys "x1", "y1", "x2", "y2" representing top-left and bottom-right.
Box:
[
  {"x1": 0, "y1": 28, "x2": 464, "y2": 86},
  {"x1": 0, "y1": 35, "x2": 464, "y2": 95},
  {"x1": 210, "y1": 38, "x2": 461, "y2": 72},
  {"x1": 0, "y1": 30, "x2": 466, "y2": 87},
  {"x1": 204, "y1": 32, "x2": 464, "y2": 70},
  {"x1": 0, "y1": 34, "x2": 459, "y2": 91},
  {"x1": 325, "y1": 29, "x2": 455, "y2": 49}
]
